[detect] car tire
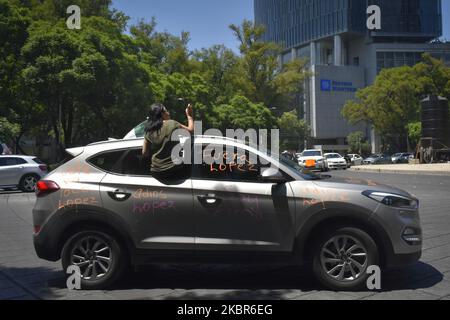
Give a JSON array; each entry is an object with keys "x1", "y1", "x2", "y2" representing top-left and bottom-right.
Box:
[
  {"x1": 61, "y1": 229, "x2": 127, "y2": 290},
  {"x1": 19, "y1": 174, "x2": 39, "y2": 192},
  {"x1": 312, "y1": 226, "x2": 379, "y2": 291}
]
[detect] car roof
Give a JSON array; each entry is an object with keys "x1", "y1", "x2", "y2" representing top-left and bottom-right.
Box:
[
  {"x1": 0, "y1": 155, "x2": 36, "y2": 159},
  {"x1": 69, "y1": 135, "x2": 269, "y2": 157}
]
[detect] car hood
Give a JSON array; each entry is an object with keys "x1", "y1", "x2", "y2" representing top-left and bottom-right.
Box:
[{"x1": 311, "y1": 175, "x2": 413, "y2": 198}]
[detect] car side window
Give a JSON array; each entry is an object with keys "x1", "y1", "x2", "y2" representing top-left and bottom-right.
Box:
[
  {"x1": 15, "y1": 158, "x2": 27, "y2": 165},
  {"x1": 88, "y1": 150, "x2": 126, "y2": 173},
  {"x1": 193, "y1": 144, "x2": 264, "y2": 182},
  {"x1": 119, "y1": 148, "x2": 151, "y2": 176},
  {"x1": 0, "y1": 157, "x2": 24, "y2": 166}
]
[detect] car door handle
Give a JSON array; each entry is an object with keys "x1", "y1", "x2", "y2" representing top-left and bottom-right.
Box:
[
  {"x1": 197, "y1": 194, "x2": 221, "y2": 206},
  {"x1": 107, "y1": 189, "x2": 131, "y2": 202}
]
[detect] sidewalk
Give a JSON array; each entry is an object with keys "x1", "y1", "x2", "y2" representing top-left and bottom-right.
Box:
[{"x1": 350, "y1": 163, "x2": 450, "y2": 176}]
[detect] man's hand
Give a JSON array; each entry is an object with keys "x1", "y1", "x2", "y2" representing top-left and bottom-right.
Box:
[{"x1": 185, "y1": 104, "x2": 193, "y2": 118}]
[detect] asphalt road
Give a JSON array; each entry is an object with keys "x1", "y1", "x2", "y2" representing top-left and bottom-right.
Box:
[{"x1": 1, "y1": 170, "x2": 450, "y2": 300}]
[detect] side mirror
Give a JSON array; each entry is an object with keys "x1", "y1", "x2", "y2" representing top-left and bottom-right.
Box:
[{"x1": 260, "y1": 167, "x2": 286, "y2": 183}]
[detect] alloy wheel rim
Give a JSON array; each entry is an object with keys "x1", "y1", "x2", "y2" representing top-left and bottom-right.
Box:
[
  {"x1": 23, "y1": 176, "x2": 37, "y2": 191},
  {"x1": 70, "y1": 236, "x2": 112, "y2": 280},
  {"x1": 320, "y1": 235, "x2": 368, "y2": 282}
]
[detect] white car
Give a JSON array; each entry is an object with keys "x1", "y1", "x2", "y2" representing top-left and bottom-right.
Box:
[
  {"x1": 297, "y1": 149, "x2": 327, "y2": 172},
  {"x1": 324, "y1": 153, "x2": 348, "y2": 170},
  {"x1": 348, "y1": 154, "x2": 363, "y2": 166},
  {"x1": 0, "y1": 155, "x2": 48, "y2": 192},
  {"x1": 123, "y1": 121, "x2": 146, "y2": 139}
]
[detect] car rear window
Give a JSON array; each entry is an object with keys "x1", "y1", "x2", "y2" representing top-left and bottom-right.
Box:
[{"x1": 32, "y1": 157, "x2": 44, "y2": 164}]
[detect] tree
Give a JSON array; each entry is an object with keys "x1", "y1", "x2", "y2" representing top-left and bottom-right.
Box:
[
  {"x1": 342, "y1": 66, "x2": 421, "y2": 150},
  {"x1": 0, "y1": 117, "x2": 20, "y2": 145},
  {"x1": 346, "y1": 131, "x2": 371, "y2": 155},
  {"x1": 211, "y1": 95, "x2": 276, "y2": 132},
  {"x1": 277, "y1": 110, "x2": 309, "y2": 151},
  {"x1": 413, "y1": 53, "x2": 450, "y2": 99},
  {"x1": 229, "y1": 20, "x2": 309, "y2": 113},
  {"x1": 407, "y1": 122, "x2": 422, "y2": 147}
]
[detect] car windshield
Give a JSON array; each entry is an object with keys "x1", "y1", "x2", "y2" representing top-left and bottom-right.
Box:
[
  {"x1": 279, "y1": 156, "x2": 323, "y2": 181},
  {"x1": 302, "y1": 151, "x2": 321, "y2": 157},
  {"x1": 393, "y1": 153, "x2": 402, "y2": 157},
  {"x1": 325, "y1": 154, "x2": 341, "y2": 159},
  {"x1": 133, "y1": 122, "x2": 146, "y2": 138}
]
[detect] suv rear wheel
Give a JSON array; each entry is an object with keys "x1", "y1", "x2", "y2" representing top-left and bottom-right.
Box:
[
  {"x1": 312, "y1": 226, "x2": 379, "y2": 291},
  {"x1": 61, "y1": 230, "x2": 127, "y2": 290}
]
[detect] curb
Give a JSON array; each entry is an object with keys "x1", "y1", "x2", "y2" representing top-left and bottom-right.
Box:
[{"x1": 350, "y1": 168, "x2": 450, "y2": 176}]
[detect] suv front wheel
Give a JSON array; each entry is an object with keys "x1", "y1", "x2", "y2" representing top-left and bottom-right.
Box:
[
  {"x1": 312, "y1": 226, "x2": 379, "y2": 291},
  {"x1": 61, "y1": 230, "x2": 127, "y2": 290}
]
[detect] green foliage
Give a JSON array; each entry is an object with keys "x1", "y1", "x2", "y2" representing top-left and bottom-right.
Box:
[
  {"x1": 346, "y1": 131, "x2": 370, "y2": 155},
  {"x1": 229, "y1": 20, "x2": 309, "y2": 112},
  {"x1": 343, "y1": 66, "x2": 421, "y2": 137},
  {"x1": 343, "y1": 54, "x2": 450, "y2": 149},
  {"x1": 277, "y1": 110, "x2": 309, "y2": 150},
  {"x1": 0, "y1": 117, "x2": 20, "y2": 142},
  {"x1": 407, "y1": 122, "x2": 422, "y2": 145},
  {"x1": 211, "y1": 95, "x2": 276, "y2": 131}
]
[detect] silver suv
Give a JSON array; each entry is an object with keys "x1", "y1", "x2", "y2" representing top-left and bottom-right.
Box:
[{"x1": 33, "y1": 136, "x2": 422, "y2": 290}]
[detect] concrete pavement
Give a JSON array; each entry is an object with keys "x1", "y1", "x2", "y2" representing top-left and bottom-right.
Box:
[{"x1": 350, "y1": 163, "x2": 450, "y2": 176}]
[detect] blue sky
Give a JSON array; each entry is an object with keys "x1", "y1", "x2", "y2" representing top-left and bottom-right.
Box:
[{"x1": 112, "y1": 0, "x2": 450, "y2": 52}]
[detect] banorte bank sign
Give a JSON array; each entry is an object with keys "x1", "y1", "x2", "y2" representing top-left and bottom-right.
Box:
[{"x1": 320, "y1": 79, "x2": 358, "y2": 93}]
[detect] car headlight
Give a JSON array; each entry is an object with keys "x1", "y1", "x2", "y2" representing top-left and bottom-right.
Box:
[{"x1": 362, "y1": 191, "x2": 419, "y2": 209}]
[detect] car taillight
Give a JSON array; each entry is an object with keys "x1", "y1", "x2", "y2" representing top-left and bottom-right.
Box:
[
  {"x1": 39, "y1": 164, "x2": 48, "y2": 171},
  {"x1": 35, "y1": 180, "x2": 60, "y2": 197},
  {"x1": 33, "y1": 225, "x2": 41, "y2": 234}
]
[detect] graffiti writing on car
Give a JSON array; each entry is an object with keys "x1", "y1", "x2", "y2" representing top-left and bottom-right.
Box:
[
  {"x1": 301, "y1": 187, "x2": 351, "y2": 207},
  {"x1": 205, "y1": 150, "x2": 258, "y2": 173}
]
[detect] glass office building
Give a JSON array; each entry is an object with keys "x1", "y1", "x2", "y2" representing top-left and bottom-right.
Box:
[
  {"x1": 255, "y1": 0, "x2": 442, "y2": 49},
  {"x1": 254, "y1": 0, "x2": 449, "y2": 152}
]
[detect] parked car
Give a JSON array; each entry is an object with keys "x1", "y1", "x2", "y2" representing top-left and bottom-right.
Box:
[
  {"x1": 33, "y1": 136, "x2": 422, "y2": 291},
  {"x1": 324, "y1": 153, "x2": 347, "y2": 170},
  {"x1": 363, "y1": 154, "x2": 392, "y2": 165},
  {"x1": 297, "y1": 149, "x2": 327, "y2": 172},
  {"x1": 392, "y1": 153, "x2": 414, "y2": 164},
  {"x1": 347, "y1": 154, "x2": 363, "y2": 166},
  {"x1": 0, "y1": 155, "x2": 48, "y2": 192}
]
